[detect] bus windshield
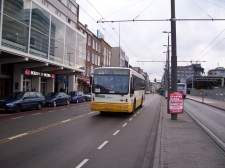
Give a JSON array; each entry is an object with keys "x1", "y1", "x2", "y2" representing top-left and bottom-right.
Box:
[
  {"x1": 177, "y1": 83, "x2": 186, "y2": 89},
  {"x1": 92, "y1": 75, "x2": 129, "y2": 94}
]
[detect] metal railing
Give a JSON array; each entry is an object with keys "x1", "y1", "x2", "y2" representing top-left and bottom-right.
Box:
[{"x1": 190, "y1": 88, "x2": 225, "y2": 101}]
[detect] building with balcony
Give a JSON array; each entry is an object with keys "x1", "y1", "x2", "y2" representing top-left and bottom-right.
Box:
[{"x1": 0, "y1": 0, "x2": 86, "y2": 98}]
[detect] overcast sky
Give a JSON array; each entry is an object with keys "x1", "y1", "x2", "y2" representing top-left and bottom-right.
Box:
[{"x1": 76, "y1": 0, "x2": 225, "y2": 81}]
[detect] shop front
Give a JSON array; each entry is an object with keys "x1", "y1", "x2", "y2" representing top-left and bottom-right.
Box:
[{"x1": 20, "y1": 69, "x2": 55, "y2": 96}]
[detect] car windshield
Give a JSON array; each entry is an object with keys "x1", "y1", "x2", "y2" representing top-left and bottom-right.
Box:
[
  {"x1": 6, "y1": 92, "x2": 24, "y2": 100},
  {"x1": 69, "y1": 92, "x2": 78, "y2": 96},
  {"x1": 46, "y1": 92, "x2": 58, "y2": 98},
  {"x1": 92, "y1": 75, "x2": 129, "y2": 94}
]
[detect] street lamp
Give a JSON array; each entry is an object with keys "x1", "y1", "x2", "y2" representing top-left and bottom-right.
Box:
[{"x1": 163, "y1": 31, "x2": 171, "y2": 114}]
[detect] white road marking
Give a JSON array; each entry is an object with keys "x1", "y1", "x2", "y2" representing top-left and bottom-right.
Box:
[
  {"x1": 97, "y1": 141, "x2": 108, "y2": 149},
  {"x1": 76, "y1": 159, "x2": 89, "y2": 168},
  {"x1": 123, "y1": 123, "x2": 127, "y2": 127},
  {"x1": 61, "y1": 108, "x2": 67, "y2": 110},
  {"x1": 134, "y1": 114, "x2": 137, "y2": 117},
  {"x1": 48, "y1": 110, "x2": 55, "y2": 112},
  {"x1": 8, "y1": 133, "x2": 28, "y2": 140},
  {"x1": 129, "y1": 118, "x2": 133, "y2": 121},
  {"x1": 33, "y1": 113, "x2": 41, "y2": 116},
  {"x1": 11, "y1": 116, "x2": 23, "y2": 119},
  {"x1": 113, "y1": 130, "x2": 120, "y2": 135},
  {"x1": 88, "y1": 112, "x2": 94, "y2": 114},
  {"x1": 61, "y1": 119, "x2": 71, "y2": 123}
]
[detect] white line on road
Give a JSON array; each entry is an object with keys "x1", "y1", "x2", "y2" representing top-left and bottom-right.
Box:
[
  {"x1": 134, "y1": 114, "x2": 137, "y2": 117},
  {"x1": 88, "y1": 112, "x2": 94, "y2": 114},
  {"x1": 48, "y1": 110, "x2": 55, "y2": 112},
  {"x1": 11, "y1": 116, "x2": 23, "y2": 119},
  {"x1": 97, "y1": 141, "x2": 108, "y2": 149},
  {"x1": 70, "y1": 107, "x2": 75, "y2": 109},
  {"x1": 123, "y1": 123, "x2": 127, "y2": 127},
  {"x1": 76, "y1": 159, "x2": 89, "y2": 168},
  {"x1": 113, "y1": 130, "x2": 120, "y2": 135},
  {"x1": 33, "y1": 113, "x2": 41, "y2": 116},
  {"x1": 61, "y1": 108, "x2": 67, "y2": 110},
  {"x1": 61, "y1": 119, "x2": 71, "y2": 123},
  {"x1": 129, "y1": 118, "x2": 133, "y2": 121},
  {"x1": 8, "y1": 133, "x2": 28, "y2": 140}
]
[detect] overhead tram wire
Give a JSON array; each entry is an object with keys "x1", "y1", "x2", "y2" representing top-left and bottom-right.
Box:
[
  {"x1": 87, "y1": 0, "x2": 148, "y2": 67},
  {"x1": 86, "y1": 0, "x2": 144, "y2": 65},
  {"x1": 203, "y1": 0, "x2": 225, "y2": 9},
  {"x1": 192, "y1": 28, "x2": 225, "y2": 61},
  {"x1": 133, "y1": 0, "x2": 157, "y2": 20},
  {"x1": 79, "y1": 6, "x2": 118, "y2": 44},
  {"x1": 98, "y1": 0, "x2": 146, "y2": 21},
  {"x1": 190, "y1": 0, "x2": 213, "y2": 19}
]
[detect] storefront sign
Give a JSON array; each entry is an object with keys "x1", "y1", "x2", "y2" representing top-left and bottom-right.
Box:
[
  {"x1": 169, "y1": 92, "x2": 184, "y2": 114},
  {"x1": 22, "y1": 69, "x2": 55, "y2": 79}
]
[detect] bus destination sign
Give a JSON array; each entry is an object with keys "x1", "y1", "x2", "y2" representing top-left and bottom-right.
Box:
[{"x1": 95, "y1": 69, "x2": 129, "y2": 75}]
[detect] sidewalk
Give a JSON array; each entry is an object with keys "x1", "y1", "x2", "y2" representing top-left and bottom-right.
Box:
[{"x1": 154, "y1": 96, "x2": 225, "y2": 168}]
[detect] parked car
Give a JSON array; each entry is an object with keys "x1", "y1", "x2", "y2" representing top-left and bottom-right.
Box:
[
  {"x1": 145, "y1": 90, "x2": 150, "y2": 94},
  {"x1": 69, "y1": 91, "x2": 85, "y2": 103},
  {"x1": 0, "y1": 91, "x2": 45, "y2": 113},
  {"x1": 45, "y1": 92, "x2": 71, "y2": 107},
  {"x1": 84, "y1": 93, "x2": 91, "y2": 101}
]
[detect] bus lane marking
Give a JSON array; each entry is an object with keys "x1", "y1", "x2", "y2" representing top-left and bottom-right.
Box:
[
  {"x1": 113, "y1": 130, "x2": 120, "y2": 135},
  {"x1": 48, "y1": 110, "x2": 55, "y2": 112},
  {"x1": 76, "y1": 159, "x2": 89, "y2": 168},
  {"x1": 33, "y1": 113, "x2": 41, "y2": 116},
  {"x1": 97, "y1": 141, "x2": 108, "y2": 149},
  {"x1": 11, "y1": 116, "x2": 23, "y2": 120},
  {"x1": 61, "y1": 119, "x2": 71, "y2": 123},
  {"x1": 123, "y1": 123, "x2": 127, "y2": 127},
  {"x1": 0, "y1": 113, "x2": 90, "y2": 144},
  {"x1": 8, "y1": 133, "x2": 28, "y2": 140}
]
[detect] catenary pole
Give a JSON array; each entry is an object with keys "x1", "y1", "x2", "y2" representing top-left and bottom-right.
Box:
[{"x1": 171, "y1": 0, "x2": 177, "y2": 120}]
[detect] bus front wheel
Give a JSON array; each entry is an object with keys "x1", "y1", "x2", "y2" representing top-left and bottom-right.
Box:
[{"x1": 131, "y1": 101, "x2": 136, "y2": 115}]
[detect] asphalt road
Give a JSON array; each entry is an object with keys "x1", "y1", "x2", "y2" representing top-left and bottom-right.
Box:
[
  {"x1": 184, "y1": 99, "x2": 225, "y2": 150},
  {"x1": 0, "y1": 94, "x2": 161, "y2": 168}
]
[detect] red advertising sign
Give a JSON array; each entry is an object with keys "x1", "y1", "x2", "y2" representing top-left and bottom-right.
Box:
[{"x1": 169, "y1": 92, "x2": 184, "y2": 114}]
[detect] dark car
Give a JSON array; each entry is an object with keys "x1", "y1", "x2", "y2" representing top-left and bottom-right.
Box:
[
  {"x1": 0, "y1": 91, "x2": 45, "y2": 113},
  {"x1": 45, "y1": 92, "x2": 71, "y2": 107},
  {"x1": 69, "y1": 91, "x2": 85, "y2": 103},
  {"x1": 84, "y1": 93, "x2": 91, "y2": 101}
]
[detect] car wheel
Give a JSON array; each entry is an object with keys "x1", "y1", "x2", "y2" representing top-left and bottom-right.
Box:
[
  {"x1": 53, "y1": 101, "x2": 57, "y2": 107},
  {"x1": 15, "y1": 104, "x2": 21, "y2": 113},
  {"x1": 37, "y1": 103, "x2": 42, "y2": 110},
  {"x1": 66, "y1": 100, "x2": 70, "y2": 105}
]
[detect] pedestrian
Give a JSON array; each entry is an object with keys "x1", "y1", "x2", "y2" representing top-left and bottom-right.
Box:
[{"x1": 60, "y1": 87, "x2": 63, "y2": 92}]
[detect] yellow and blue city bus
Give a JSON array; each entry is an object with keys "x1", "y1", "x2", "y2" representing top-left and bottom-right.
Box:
[{"x1": 90, "y1": 67, "x2": 146, "y2": 114}]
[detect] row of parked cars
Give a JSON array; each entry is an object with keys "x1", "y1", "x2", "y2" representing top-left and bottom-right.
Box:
[{"x1": 0, "y1": 91, "x2": 91, "y2": 113}]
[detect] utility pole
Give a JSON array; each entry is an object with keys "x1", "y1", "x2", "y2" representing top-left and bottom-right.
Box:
[{"x1": 171, "y1": 0, "x2": 177, "y2": 120}]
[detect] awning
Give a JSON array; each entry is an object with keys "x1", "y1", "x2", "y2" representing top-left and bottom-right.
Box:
[{"x1": 78, "y1": 78, "x2": 90, "y2": 84}]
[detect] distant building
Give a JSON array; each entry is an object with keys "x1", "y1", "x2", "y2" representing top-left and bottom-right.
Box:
[{"x1": 207, "y1": 67, "x2": 225, "y2": 77}]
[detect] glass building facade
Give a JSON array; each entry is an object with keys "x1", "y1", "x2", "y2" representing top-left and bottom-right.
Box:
[{"x1": 0, "y1": 0, "x2": 86, "y2": 70}]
